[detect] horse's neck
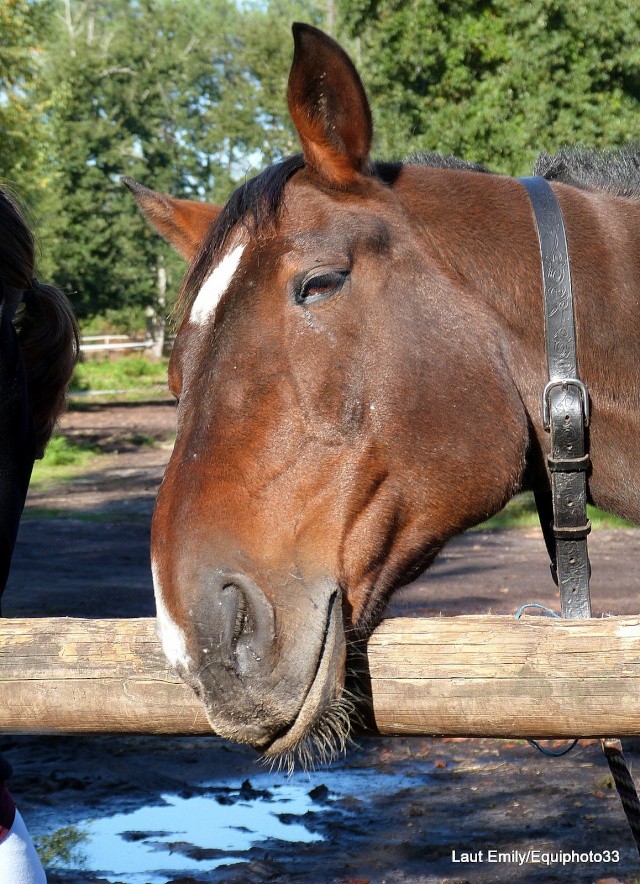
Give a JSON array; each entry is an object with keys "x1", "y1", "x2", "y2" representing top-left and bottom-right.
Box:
[
  {"x1": 399, "y1": 167, "x2": 554, "y2": 377},
  {"x1": 401, "y1": 167, "x2": 640, "y2": 523},
  {"x1": 400, "y1": 166, "x2": 640, "y2": 395}
]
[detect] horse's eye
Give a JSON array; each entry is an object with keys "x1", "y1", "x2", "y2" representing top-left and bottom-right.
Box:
[{"x1": 296, "y1": 270, "x2": 348, "y2": 305}]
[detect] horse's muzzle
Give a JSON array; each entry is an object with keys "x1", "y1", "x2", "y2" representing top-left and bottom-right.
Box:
[{"x1": 162, "y1": 568, "x2": 346, "y2": 753}]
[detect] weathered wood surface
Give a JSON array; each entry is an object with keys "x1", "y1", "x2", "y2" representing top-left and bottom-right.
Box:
[
  {"x1": 369, "y1": 615, "x2": 640, "y2": 738},
  {"x1": 0, "y1": 618, "x2": 209, "y2": 734},
  {"x1": 1, "y1": 615, "x2": 640, "y2": 737}
]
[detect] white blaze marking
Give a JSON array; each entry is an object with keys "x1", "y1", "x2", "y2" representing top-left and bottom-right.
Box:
[
  {"x1": 151, "y1": 559, "x2": 191, "y2": 670},
  {"x1": 190, "y1": 243, "x2": 245, "y2": 326}
]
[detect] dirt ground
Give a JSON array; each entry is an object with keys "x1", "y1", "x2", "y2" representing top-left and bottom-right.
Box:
[{"x1": 3, "y1": 402, "x2": 640, "y2": 882}]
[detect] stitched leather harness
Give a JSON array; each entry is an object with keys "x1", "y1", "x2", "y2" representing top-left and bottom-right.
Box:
[
  {"x1": 521, "y1": 176, "x2": 592, "y2": 619},
  {"x1": 521, "y1": 176, "x2": 640, "y2": 854}
]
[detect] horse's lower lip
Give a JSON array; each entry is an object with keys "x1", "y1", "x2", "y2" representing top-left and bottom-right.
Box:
[{"x1": 262, "y1": 589, "x2": 344, "y2": 757}]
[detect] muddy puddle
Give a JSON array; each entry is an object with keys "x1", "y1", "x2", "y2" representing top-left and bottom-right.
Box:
[
  {"x1": 48, "y1": 779, "x2": 325, "y2": 882},
  {"x1": 29, "y1": 759, "x2": 423, "y2": 882},
  {"x1": 12, "y1": 732, "x2": 638, "y2": 883}
]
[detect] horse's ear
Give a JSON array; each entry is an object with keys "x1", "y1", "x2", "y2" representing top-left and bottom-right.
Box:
[
  {"x1": 123, "y1": 178, "x2": 220, "y2": 261},
  {"x1": 287, "y1": 23, "x2": 373, "y2": 187}
]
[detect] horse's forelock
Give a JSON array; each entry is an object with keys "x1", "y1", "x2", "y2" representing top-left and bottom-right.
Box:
[{"x1": 176, "y1": 154, "x2": 306, "y2": 325}]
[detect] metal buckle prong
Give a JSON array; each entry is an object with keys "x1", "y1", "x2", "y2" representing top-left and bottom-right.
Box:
[{"x1": 542, "y1": 378, "x2": 590, "y2": 430}]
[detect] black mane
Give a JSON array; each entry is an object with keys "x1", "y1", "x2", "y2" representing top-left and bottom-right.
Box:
[
  {"x1": 534, "y1": 145, "x2": 640, "y2": 197},
  {"x1": 408, "y1": 152, "x2": 492, "y2": 174},
  {"x1": 410, "y1": 145, "x2": 640, "y2": 198}
]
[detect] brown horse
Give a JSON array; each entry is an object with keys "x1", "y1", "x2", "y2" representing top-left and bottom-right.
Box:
[{"x1": 127, "y1": 24, "x2": 640, "y2": 765}]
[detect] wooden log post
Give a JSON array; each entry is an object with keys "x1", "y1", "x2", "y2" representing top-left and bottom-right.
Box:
[{"x1": 1, "y1": 615, "x2": 640, "y2": 738}]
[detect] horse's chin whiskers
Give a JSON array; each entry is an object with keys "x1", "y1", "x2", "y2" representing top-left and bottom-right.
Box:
[{"x1": 260, "y1": 690, "x2": 357, "y2": 774}]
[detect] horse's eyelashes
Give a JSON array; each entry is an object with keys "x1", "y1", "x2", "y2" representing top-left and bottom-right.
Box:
[{"x1": 295, "y1": 270, "x2": 349, "y2": 306}]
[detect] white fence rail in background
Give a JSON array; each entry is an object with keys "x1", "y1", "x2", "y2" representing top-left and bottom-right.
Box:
[
  {"x1": 81, "y1": 335, "x2": 131, "y2": 341},
  {"x1": 80, "y1": 335, "x2": 154, "y2": 354}
]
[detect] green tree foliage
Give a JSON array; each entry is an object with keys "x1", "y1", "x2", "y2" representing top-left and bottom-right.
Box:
[
  {"x1": 3, "y1": 0, "x2": 323, "y2": 318},
  {"x1": 0, "y1": 0, "x2": 53, "y2": 205},
  {"x1": 232, "y1": 0, "x2": 324, "y2": 163},
  {"x1": 339, "y1": 0, "x2": 640, "y2": 174},
  {"x1": 41, "y1": 0, "x2": 245, "y2": 315}
]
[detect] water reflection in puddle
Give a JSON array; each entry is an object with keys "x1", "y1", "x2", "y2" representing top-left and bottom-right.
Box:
[
  {"x1": 79, "y1": 785, "x2": 320, "y2": 883},
  {"x1": 42, "y1": 768, "x2": 418, "y2": 883}
]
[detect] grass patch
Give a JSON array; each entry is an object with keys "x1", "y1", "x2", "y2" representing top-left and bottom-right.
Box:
[
  {"x1": 70, "y1": 355, "x2": 169, "y2": 393},
  {"x1": 30, "y1": 435, "x2": 102, "y2": 487},
  {"x1": 35, "y1": 825, "x2": 88, "y2": 868},
  {"x1": 477, "y1": 492, "x2": 636, "y2": 531},
  {"x1": 41, "y1": 435, "x2": 94, "y2": 467}
]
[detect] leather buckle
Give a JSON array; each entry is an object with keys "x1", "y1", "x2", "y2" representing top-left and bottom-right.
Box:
[{"x1": 542, "y1": 378, "x2": 590, "y2": 430}]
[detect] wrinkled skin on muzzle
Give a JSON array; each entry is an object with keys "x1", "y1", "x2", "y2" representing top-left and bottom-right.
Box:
[{"x1": 152, "y1": 507, "x2": 347, "y2": 758}]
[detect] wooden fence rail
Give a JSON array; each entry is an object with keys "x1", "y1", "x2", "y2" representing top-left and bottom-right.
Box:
[{"x1": 1, "y1": 615, "x2": 640, "y2": 738}]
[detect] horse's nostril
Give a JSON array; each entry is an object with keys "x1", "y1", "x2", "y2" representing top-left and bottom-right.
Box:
[
  {"x1": 212, "y1": 575, "x2": 273, "y2": 675},
  {"x1": 222, "y1": 583, "x2": 250, "y2": 648},
  {"x1": 233, "y1": 596, "x2": 248, "y2": 644}
]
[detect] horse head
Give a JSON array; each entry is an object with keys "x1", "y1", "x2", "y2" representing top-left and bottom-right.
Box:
[{"x1": 128, "y1": 24, "x2": 530, "y2": 763}]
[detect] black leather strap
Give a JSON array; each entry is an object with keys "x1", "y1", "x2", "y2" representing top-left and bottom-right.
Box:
[
  {"x1": 520, "y1": 176, "x2": 591, "y2": 619},
  {"x1": 521, "y1": 179, "x2": 640, "y2": 860}
]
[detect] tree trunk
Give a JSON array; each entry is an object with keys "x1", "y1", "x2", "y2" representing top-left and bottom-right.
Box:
[
  {"x1": 146, "y1": 257, "x2": 167, "y2": 360},
  {"x1": 327, "y1": 0, "x2": 335, "y2": 34}
]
